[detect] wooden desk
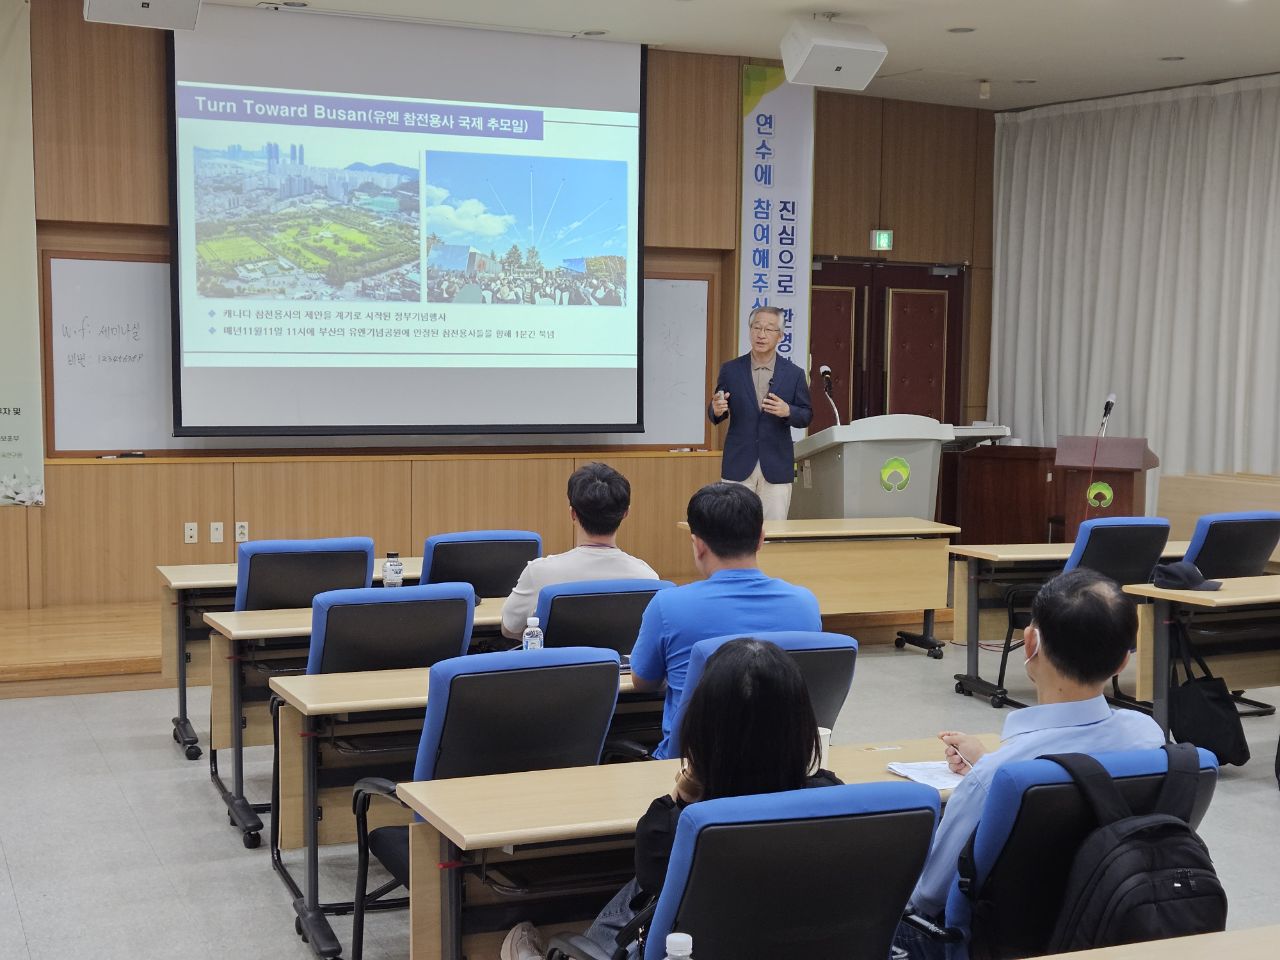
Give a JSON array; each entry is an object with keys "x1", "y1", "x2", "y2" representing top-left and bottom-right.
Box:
[
  {"x1": 267, "y1": 665, "x2": 638, "y2": 958},
  {"x1": 156, "y1": 557, "x2": 424, "y2": 761},
  {"x1": 397, "y1": 733, "x2": 1000, "y2": 960},
  {"x1": 949, "y1": 542, "x2": 1189, "y2": 706},
  {"x1": 200, "y1": 598, "x2": 500, "y2": 849},
  {"x1": 1038, "y1": 926, "x2": 1280, "y2": 960},
  {"x1": 679, "y1": 517, "x2": 961, "y2": 657},
  {"x1": 1124, "y1": 576, "x2": 1280, "y2": 734}
]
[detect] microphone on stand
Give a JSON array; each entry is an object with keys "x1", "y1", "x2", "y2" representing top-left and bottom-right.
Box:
[
  {"x1": 818, "y1": 365, "x2": 841, "y2": 426},
  {"x1": 1100, "y1": 392, "x2": 1116, "y2": 437}
]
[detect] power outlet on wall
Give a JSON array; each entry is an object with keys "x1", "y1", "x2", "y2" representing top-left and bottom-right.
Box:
[
  {"x1": 183, "y1": 522, "x2": 198, "y2": 544},
  {"x1": 235, "y1": 521, "x2": 249, "y2": 542},
  {"x1": 209, "y1": 521, "x2": 224, "y2": 544}
]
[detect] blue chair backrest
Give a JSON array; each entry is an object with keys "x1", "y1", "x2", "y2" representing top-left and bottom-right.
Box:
[
  {"x1": 644, "y1": 782, "x2": 940, "y2": 960},
  {"x1": 421, "y1": 530, "x2": 542, "y2": 598},
  {"x1": 534, "y1": 579, "x2": 674, "y2": 653},
  {"x1": 414, "y1": 646, "x2": 620, "y2": 782},
  {"x1": 235, "y1": 536, "x2": 374, "y2": 611},
  {"x1": 943, "y1": 747, "x2": 1218, "y2": 960},
  {"x1": 1183, "y1": 511, "x2": 1280, "y2": 580},
  {"x1": 1063, "y1": 516, "x2": 1170, "y2": 585},
  {"x1": 666, "y1": 631, "x2": 859, "y2": 757},
  {"x1": 307, "y1": 584, "x2": 475, "y2": 675}
]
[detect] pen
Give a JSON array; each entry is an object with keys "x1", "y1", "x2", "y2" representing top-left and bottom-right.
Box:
[{"x1": 952, "y1": 746, "x2": 974, "y2": 771}]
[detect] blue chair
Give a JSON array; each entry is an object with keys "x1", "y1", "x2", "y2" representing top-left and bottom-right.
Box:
[
  {"x1": 235, "y1": 536, "x2": 375, "y2": 611},
  {"x1": 306, "y1": 583, "x2": 474, "y2": 675},
  {"x1": 995, "y1": 517, "x2": 1170, "y2": 708},
  {"x1": 548, "y1": 782, "x2": 941, "y2": 960},
  {"x1": 350, "y1": 647, "x2": 622, "y2": 960},
  {"x1": 422, "y1": 529, "x2": 542, "y2": 598},
  {"x1": 535, "y1": 579, "x2": 674, "y2": 653},
  {"x1": 1179, "y1": 510, "x2": 1280, "y2": 716},
  {"x1": 663, "y1": 631, "x2": 859, "y2": 759},
  {"x1": 931, "y1": 746, "x2": 1217, "y2": 960}
]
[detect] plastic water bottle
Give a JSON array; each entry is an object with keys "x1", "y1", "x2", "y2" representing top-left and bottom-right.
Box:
[
  {"x1": 382, "y1": 552, "x2": 404, "y2": 588},
  {"x1": 664, "y1": 933, "x2": 692, "y2": 960},
  {"x1": 521, "y1": 616, "x2": 544, "y2": 651}
]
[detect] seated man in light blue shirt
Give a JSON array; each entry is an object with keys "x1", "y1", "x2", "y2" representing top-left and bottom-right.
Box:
[
  {"x1": 896, "y1": 569, "x2": 1164, "y2": 955},
  {"x1": 629, "y1": 482, "x2": 821, "y2": 759}
]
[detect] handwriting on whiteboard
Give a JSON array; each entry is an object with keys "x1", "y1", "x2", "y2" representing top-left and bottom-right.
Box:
[{"x1": 59, "y1": 315, "x2": 146, "y2": 369}]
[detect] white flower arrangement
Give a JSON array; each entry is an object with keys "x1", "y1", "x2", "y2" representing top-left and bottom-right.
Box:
[{"x1": 0, "y1": 470, "x2": 44, "y2": 507}]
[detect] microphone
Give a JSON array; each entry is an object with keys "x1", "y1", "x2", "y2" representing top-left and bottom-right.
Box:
[
  {"x1": 1103, "y1": 393, "x2": 1116, "y2": 419},
  {"x1": 816, "y1": 364, "x2": 841, "y2": 426}
]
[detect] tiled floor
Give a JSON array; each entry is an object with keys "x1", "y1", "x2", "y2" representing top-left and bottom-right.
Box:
[{"x1": 0, "y1": 642, "x2": 1276, "y2": 960}]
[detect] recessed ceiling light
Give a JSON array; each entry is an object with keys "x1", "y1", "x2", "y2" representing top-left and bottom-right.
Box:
[
  {"x1": 1014, "y1": 79, "x2": 1037, "y2": 85},
  {"x1": 947, "y1": 27, "x2": 976, "y2": 34},
  {"x1": 1160, "y1": 56, "x2": 1186, "y2": 62},
  {"x1": 282, "y1": 1, "x2": 307, "y2": 6},
  {"x1": 582, "y1": 29, "x2": 608, "y2": 36}
]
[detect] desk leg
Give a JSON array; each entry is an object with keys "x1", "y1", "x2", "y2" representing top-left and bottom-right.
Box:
[
  {"x1": 212, "y1": 637, "x2": 264, "y2": 848},
  {"x1": 1153, "y1": 599, "x2": 1172, "y2": 739},
  {"x1": 292, "y1": 711, "x2": 341, "y2": 958},
  {"x1": 170, "y1": 589, "x2": 202, "y2": 760},
  {"x1": 409, "y1": 822, "x2": 446, "y2": 960},
  {"x1": 953, "y1": 559, "x2": 1009, "y2": 705}
]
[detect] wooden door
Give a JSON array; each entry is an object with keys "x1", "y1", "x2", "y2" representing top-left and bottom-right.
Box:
[
  {"x1": 809, "y1": 287, "x2": 855, "y2": 432},
  {"x1": 885, "y1": 289, "x2": 949, "y2": 420}
]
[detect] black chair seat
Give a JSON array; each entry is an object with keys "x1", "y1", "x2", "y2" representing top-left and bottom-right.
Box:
[{"x1": 368, "y1": 825, "x2": 412, "y2": 889}]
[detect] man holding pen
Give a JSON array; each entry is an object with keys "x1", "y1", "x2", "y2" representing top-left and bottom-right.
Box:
[{"x1": 708, "y1": 305, "x2": 812, "y2": 521}]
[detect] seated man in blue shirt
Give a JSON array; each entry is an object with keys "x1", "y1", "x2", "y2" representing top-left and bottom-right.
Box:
[
  {"x1": 895, "y1": 569, "x2": 1164, "y2": 957},
  {"x1": 629, "y1": 482, "x2": 821, "y2": 759}
]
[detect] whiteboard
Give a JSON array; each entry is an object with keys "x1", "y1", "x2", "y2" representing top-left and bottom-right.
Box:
[{"x1": 48, "y1": 258, "x2": 709, "y2": 452}]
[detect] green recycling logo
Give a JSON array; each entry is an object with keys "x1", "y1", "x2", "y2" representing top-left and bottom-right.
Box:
[
  {"x1": 880, "y1": 457, "x2": 911, "y2": 492},
  {"x1": 1087, "y1": 481, "x2": 1115, "y2": 509}
]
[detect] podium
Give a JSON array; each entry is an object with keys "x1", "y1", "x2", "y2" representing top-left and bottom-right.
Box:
[
  {"x1": 1055, "y1": 436, "x2": 1159, "y2": 540},
  {"x1": 790, "y1": 415, "x2": 955, "y2": 521}
]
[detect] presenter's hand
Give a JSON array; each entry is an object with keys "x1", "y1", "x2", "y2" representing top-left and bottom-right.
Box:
[
  {"x1": 711, "y1": 391, "x2": 730, "y2": 417},
  {"x1": 762, "y1": 392, "x2": 790, "y2": 419},
  {"x1": 939, "y1": 731, "x2": 986, "y2": 775}
]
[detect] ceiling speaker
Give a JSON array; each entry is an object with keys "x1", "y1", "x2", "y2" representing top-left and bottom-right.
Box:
[
  {"x1": 780, "y1": 19, "x2": 888, "y2": 91},
  {"x1": 84, "y1": 0, "x2": 201, "y2": 31}
]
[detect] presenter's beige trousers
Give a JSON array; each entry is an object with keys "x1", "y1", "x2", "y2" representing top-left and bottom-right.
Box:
[{"x1": 723, "y1": 463, "x2": 792, "y2": 521}]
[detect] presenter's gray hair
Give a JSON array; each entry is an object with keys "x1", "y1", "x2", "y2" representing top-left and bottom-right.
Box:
[{"x1": 748, "y1": 305, "x2": 785, "y2": 329}]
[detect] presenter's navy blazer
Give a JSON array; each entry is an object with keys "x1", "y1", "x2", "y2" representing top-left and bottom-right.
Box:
[{"x1": 708, "y1": 354, "x2": 813, "y2": 484}]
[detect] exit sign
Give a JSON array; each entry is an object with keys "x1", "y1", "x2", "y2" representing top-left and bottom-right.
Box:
[{"x1": 870, "y1": 229, "x2": 894, "y2": 252}]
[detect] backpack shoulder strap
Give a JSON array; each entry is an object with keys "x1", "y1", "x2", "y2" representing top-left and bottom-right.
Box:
[
  {"x1": 1040, "y1": 752, "x2": 1133, "y2": 825},
  {"x1": 1152, "y1": 742, "x2": 1201, "y2": 822}
]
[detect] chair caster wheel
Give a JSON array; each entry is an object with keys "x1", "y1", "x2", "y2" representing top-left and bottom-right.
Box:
[
  {"x1": 894, "y1": 637, "x2": 906, "y2": 649},
  {"x1": 243, "y1": 831, "x2": 261, "y2": 849},
  {"x1": 955, "y1": 681, "x2": 965, "y2": 694},
  {"x1": 172, "y1": 728, "x2": 180, "y2": 743},
  {"x1": 927, "y1": 647, "x2": 944, "y2": 660},
  {"x1": 295, "y1": 917, "x2": 304, "y2": 940},
  {"x1": 990, "y1": 695, "x2": 1005, "y2": 708},
  {"x1": 185, "y1": 744, "x2": 202, "y2": 761}
]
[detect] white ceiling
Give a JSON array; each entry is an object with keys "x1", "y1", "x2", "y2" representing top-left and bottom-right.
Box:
[{"x1": 219, "y1": 0, "x2": 1280, "y2": 111}]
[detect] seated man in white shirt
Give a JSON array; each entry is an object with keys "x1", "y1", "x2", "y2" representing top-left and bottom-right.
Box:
[
  {"x1": 894, "y1": 568, "x2": 1164, "y2": 958},
  {"x1": 500, "y1": 461, "x2": 659, "y2": 639}
]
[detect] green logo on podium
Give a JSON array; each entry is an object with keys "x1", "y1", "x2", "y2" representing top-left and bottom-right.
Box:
[
  {"x1": 1087, "y1": 481, "x2": 1115, "y2": 508},
  {"x1": 880, "y1": 457, "x2": 911, "y2": 492}
]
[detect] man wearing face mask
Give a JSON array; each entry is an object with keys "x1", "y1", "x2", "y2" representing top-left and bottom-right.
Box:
[{"x1": 895, "y1": 569, "x2": 1164, "y2": 946}]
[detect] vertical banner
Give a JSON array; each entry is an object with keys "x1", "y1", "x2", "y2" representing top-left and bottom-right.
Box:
[
  {"x1": 0, "y1": 2, "x2": 44, "y2": 506},
  {"x1": 737, "y1": 65, "x2": 815, "y2": 383}
]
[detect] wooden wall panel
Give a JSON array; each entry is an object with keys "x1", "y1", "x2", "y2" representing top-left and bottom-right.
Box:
[
  {"x1": 812, "y1": 93, "x2": 883, "y2": 257},
  {"x1": 410, "y1": 458, "x2": 575, "y2": 556},
  {"x1": 0, "y1": 509, "x2": 29, "y2": 610},
  {"x1": 880, "y1": 100, "x2": 978, "y2": 265},
  {"x1": 40, "y1": 462, "x2": 234, "y2": 606},
  {"x1": 972, "y1": 111, "x2": 995, "y2": 269},
  {"x1": 644, "y1": 50, "x2": 740, "y2": 250},
  {"x1": 232, "y1": 460, "x2": 413, "y2": 556},
  {"x1": 577, "y1": 453, "x2": 722, "y2": 581},
  {"x1": 30, "y1": 0, "x2": 169, "y2": 225},
  {"x1": 965, "y1": 267, "x2": 992, "y2": 424}
]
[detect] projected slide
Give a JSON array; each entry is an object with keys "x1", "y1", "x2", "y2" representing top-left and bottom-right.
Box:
[{"x1": 174, "y1": 82, "x2": 639, "y2": 370}]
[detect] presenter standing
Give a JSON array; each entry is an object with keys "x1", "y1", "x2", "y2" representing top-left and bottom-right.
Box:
[{"x1": 708, "y1": 306, "x2": 812, "y2": 520}]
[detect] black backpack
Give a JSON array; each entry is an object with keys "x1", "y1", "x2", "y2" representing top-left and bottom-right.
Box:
[{"x1": 1039, "y1": 744, "x2": 1227, "y2": 953}]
